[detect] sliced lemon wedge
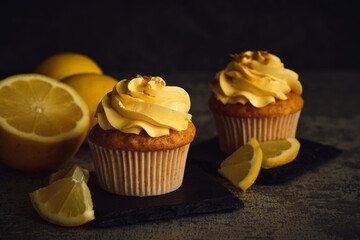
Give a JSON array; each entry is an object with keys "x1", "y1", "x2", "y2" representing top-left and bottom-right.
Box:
[
  {"x1": 260, "y1": 137, "x2": 300, "y2": 169},
  {"x1": 49, "y1": 165, "x2": 90, "y2": 184},
  {"x1": 30, "y1": 165, "x2": 94, "y2": 227},
  {"x1": 30, "y1": 177, "x2": 94, "y2": 227},
  {"x1": 218, "y1": 138, "x2": 263, "y2": 191}
]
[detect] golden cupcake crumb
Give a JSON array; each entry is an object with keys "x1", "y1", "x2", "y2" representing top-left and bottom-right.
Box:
[
  {"x1": 88, "y1": 122, "x2": 196, "y2": 152},
  {"x1": 209, "y1": 92, "x2": 303, "y2": 118}
]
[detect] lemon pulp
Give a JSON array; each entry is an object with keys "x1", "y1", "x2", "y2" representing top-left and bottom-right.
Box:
[
  {"x1": 218, "y1": 138, "x2": 263, "y2": 191},
  {"x1": 49, "y1": 165, "x2": 90, "y2": 184},
  {"x1": 260, "y1": 138, "x2": 300, "y2": 169},
  {"x1": 0, "y1": 74, "x2": 89, "y2": 171},
  {"x1": 30, "y1": 178, "x2": 94, "y2": 227},
  {"x1": 0, "y1": 79, "x2": 83, "y2": 137}
]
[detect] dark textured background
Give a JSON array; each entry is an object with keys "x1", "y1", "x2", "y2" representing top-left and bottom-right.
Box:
[{"x1": 0, "y1": 0, "x2": 359, "y2": 79}]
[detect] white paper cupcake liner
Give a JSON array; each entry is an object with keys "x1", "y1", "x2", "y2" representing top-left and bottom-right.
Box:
[
  {"x1": 88, "y1": 141, "x2": 190, "y2": 197},
  {"x1": 212, "y1": 111, "x2": 301, "y2": 154}
]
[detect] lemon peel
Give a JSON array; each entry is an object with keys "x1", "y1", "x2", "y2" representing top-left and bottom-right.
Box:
[{"x1": 218, "y1": 138, "x2": 263, "y2": 191}]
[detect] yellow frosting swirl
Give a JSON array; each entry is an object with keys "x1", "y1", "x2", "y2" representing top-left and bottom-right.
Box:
[
  {"x1": 210, "y1": 51, "x2": 302, "y2": 108},
  {"x1": 96, "y1": 75, "x2": 192, "y2": 137}
]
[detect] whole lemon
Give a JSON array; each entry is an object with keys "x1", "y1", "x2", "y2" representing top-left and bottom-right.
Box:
[
  {"x1": 61, "y1": 73, "x2": 118, "y2": 132},
  {"x1": 35, "y1": 52, "x2": 103, "y2": 80}
]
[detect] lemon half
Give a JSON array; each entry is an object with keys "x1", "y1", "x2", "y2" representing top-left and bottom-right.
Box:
[{"x1": 0, "y1": 74, "x2": 90, "y2": 171}]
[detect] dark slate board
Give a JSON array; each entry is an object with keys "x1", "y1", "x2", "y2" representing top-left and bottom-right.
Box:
[
  {"x1": 88, "y1": 164, "x2": 243, "y2": 227},
  {"x1": 188, "y1": 137, "x2": 342, "y2": 185}
]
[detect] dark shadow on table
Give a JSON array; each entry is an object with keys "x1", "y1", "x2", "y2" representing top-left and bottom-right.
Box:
[{"x1": 188, "y1": 137, "x2": 343, "y2": 185}]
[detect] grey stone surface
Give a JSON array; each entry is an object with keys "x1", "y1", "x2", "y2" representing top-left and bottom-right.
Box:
[{"x1": 0, "y1": 70, "x2": 359, "y2": 239}]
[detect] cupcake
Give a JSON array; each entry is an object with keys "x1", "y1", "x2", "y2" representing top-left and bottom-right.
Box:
[
  {"x1": 88, "y1": 75, "x2": 196, "y2": 196},
  {"x1": 209, "y1": 51, "x2": 303, "y2": 154}
]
